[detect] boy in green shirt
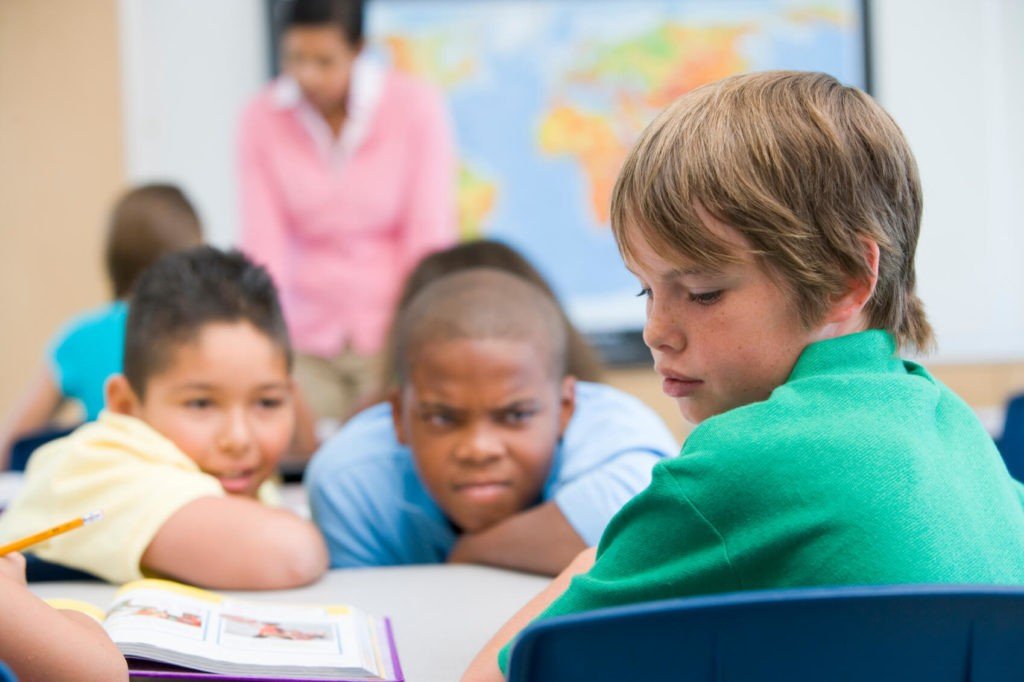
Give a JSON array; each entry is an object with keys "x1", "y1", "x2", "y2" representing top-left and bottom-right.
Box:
[{"x1": 464, "y1": 70, "x2": 1024, "y2": 680}]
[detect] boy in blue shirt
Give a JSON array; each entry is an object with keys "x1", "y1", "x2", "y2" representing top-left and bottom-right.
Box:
[
  {"x1": 464, "y1": 71, "x2": 1024, "y2": 680},
  {"x1": 306, "y1": 269, "x2": 678, "y2": 576}
]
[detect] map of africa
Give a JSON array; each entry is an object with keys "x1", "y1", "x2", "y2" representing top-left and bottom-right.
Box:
[{"x1": 367, "y1": 0, "x2": 867, "y2": 332}]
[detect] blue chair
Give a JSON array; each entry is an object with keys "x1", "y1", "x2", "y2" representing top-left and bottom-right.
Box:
[
  {"x1": 24, "y1": 554, "x2": 101, "y2": 583},
  {"x1": 6, "y1": 425, "x2": 77, "y2": 472},
  {"x1": 506, "y1": 585, "x2": 1024, "y2": 681},
  {"x1": 996, "y1": 393, "x2": 1024, "y2": 481}
]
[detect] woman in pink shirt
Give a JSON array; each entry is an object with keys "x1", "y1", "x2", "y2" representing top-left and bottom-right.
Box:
[{"x1": 238, "y1": 0, "x2": 456, "y2": 438}]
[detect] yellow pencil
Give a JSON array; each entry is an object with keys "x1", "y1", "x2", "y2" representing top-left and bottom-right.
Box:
[{"x1": 0, "y1": 510, "x2": 103, "y2": 556}]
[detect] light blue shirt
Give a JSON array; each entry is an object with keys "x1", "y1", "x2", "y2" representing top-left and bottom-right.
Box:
[
  {"x1": 306, "y1": 381, "x2": 680, "y2": 568},
  {"x1": 47, "y1": 302, "x2": 128, "y2": 421}
]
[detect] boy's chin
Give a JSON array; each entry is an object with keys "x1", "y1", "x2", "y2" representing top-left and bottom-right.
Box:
[
  {"x1": 677, "y1": 399, "x2": 711, "y2": 425},
  {"x1": 447, "y1": 507, "x2": 517, "y2": 535}
]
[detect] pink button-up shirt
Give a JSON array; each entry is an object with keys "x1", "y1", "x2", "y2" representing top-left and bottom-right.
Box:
[{"x1": 238, "y1": 58, "x2": 456, "y2": 357}]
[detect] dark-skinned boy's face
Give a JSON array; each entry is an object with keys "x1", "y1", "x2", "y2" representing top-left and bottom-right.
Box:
[{"x1": 392, "y1": 338, "x2": 575, "y2": 533}]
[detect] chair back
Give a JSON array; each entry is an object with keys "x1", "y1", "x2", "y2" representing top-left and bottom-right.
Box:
[
  {"x1": 997, "y1": 393, "x2": 1024, "y2": 481},
  {"x1": 6, "y1": 426, "x2": 77, "y2": 472},
  {"x1": 24, "y1": 553, "x2": 101, "y2": 583},
  {"x1": 507, "y1": 584, "x2": 1024, "y2": 682}
]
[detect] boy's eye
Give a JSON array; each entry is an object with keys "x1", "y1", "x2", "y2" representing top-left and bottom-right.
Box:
[
  {"x1": 635, "y1": 287, "x2": 652, "y2": 299},
  {"x1": 423, "y1": 412, "x2": 456, "y2": 427},
  {"x1": 185, "y1": 398, "x2": 213, "y2": 410},
  {"x1": 689, "y1": 290, "x2": 722, "y2": 306},
  {"x1": 257, "y1": 397, "x2": 284, "y2": 409},
  {"x1": 500, "y1": 409, "x2": 536, "y2": 425}
]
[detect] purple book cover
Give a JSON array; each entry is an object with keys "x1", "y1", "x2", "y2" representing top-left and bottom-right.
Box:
[{"x1": 128, "y1": 618, "x2": 404, "y2": 682}]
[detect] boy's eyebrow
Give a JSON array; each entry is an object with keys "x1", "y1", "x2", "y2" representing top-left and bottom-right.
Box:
[
  {"x1": 416, "y1": 401, "x2": 459, "y2": 412},
  {"x1": 672, "y1": 265, "x2": 724, "y2": 278},
  {"x1": 171, "y1": 382, "x2": 216, "y2": 391},
  {"x1": 622, "y1": 259, "x2": 723, "y2": 279},
  {"x1": 170, "y1": 381, "x2": 289, "y2": 391},
  {"x1": 491, "y1": 399, "x2": 542, "y2": 415}
]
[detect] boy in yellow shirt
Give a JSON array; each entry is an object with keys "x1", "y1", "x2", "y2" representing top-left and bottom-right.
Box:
[{"x1": 0, "y1": 247, "x2": 327, "y2": 588}]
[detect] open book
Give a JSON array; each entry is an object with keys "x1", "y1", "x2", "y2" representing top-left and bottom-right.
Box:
[{"x1": 49, "y1": 579, "x2": 403, "y2": 681}]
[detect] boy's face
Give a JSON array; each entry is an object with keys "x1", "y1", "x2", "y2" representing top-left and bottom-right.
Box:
[
  {"x1": 118, "y1": 321, "x2": 294, "y2": 498},
  {"x1": 392, "y1": 338, "x2": 575, "y2": 534},
  {"x1": 626, "y1": 208, "x2": 826, "y2": 424}
]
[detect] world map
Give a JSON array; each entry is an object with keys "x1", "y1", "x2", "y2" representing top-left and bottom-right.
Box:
[{"x1": 367, "y1": 0, "x2": 867, "y2": 332}]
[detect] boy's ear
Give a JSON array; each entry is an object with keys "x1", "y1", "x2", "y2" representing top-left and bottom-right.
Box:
[
  {"x1": 104, "y1": 374, "x2": 142, "y2": 416},
  {"x1": 390, "y1": 387, "x2": 409, "y2": 445},
  {"x1": 826, "y1": 238, "x2": 880, "y2": 326},
  {"x1": 557, "y1": 375, "x2": 577, "y2": 437}
]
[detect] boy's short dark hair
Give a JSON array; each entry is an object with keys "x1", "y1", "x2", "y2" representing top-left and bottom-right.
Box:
[
  {"x1": 394, "y1": 268, "x2": 569, "y2": 385},
  {"x1": 282, "y1": 0, "x2": 364, "y2": 46},
  {"x1": 612, "y1": 70, "x2": 932, "y2": 352},
  {"x1": 123, "y1": 246, "x2": 292, "y2": 397},
  {"x1": 381, "y1": 240, "x2": 603, "y2": 390}
]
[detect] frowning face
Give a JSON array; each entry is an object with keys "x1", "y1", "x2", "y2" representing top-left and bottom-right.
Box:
[{"x1": 392, "y1": 338, "x2": 575, "y2": 533}]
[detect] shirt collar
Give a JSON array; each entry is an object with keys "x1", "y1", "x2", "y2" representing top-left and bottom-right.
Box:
[
  {"x1": 787, "y1": 329, "x2": 905, "y2": 383},
  {"x1": 271, "y1": 52, "x2": 386, "y2": 163}
]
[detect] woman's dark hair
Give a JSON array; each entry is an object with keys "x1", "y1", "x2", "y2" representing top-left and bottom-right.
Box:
[
  {"x1": 379, "y1": 240, "x2": 604, "y2": 392},
  {"x1": 104, "y1": 184, "x2": 202, "y2": 299},
  {"x1": 282, "y1": 0, "x2": 364, "y2": 46}
]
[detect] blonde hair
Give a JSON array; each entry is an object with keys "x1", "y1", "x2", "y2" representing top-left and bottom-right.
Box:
[{"x1": 612, "y1": 70, "x2": 932, "y2": 352}]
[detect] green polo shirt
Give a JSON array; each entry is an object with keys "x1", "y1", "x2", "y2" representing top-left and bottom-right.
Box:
[{"x1": 499, "y1": 330, "x2": 1024, "y2": 673}]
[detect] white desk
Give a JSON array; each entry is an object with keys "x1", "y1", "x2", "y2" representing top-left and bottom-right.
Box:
[{"x1": 30, "y1": 564, "x2": 548, "y2": 682}]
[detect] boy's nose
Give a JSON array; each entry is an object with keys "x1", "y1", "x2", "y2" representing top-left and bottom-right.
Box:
[
  {"x1": 217, "y1": 410, "x2": 253, "y2": 455},
  {"x1": 643, "y1": 300, "x2": 685, "y2": 353},
  {"x1": 453, "y1": 424, "x2": 504, "y2": 464}
]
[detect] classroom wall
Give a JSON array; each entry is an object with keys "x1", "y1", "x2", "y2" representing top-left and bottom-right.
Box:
[
  {"x1": 1, "y1": 0, "x2": 1023, "y2": 436},
  {"x1": 114, "y1": 0, "x2": 1024, "y2": 366},
  {"x1": 873, "y1": 0, "x2": 1024, "y2": 363},
  {"x1": 119, "y1": 0, "x2": 268, "y2": 247},
  {"x1": 0, "y1": 0, "x2": 125, "y2": 420}
]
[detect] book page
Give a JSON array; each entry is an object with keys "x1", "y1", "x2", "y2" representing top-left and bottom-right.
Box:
[
  {"x1": 102, "y1": 580, "x2": 387, "y2": 677},
  {"x1": 44, "y1": 598, "x2": 107, "y2": 623}
]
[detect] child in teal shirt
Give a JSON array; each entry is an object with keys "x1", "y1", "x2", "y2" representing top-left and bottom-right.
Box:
[
  {"x1": 1, "y1": 184, "x2": 202, "y2": 467},
  {"x1": 464, "y1": 70, "x2": 1024, "y2": 680}
]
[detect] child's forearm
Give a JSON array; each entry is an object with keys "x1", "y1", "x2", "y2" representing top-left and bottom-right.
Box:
[
  {"x1": 461, "y1": 547, "x2": 596, "y2": 682},
  {"x1": 0, "y1": 583, "x2": 128, "y2": 681},
  {"x1": 143, "y1": 497, "x2": 328, "y2": 590},
  {"x1": 447, "y1": 502, "x2": 587, "y2": 576}
]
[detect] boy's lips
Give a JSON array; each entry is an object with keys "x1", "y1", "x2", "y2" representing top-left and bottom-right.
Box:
[
  {"x1": 657, "y1": 367, "x2": 703, "y2": 398},
  {"x1": 452, "y1": 480, "x2": 512, "y2": 502},
  {"x1": 217, "y1": 470, "x2": 257, "y2": 494}
]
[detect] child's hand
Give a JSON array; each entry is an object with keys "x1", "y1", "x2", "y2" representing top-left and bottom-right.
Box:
[{"x1": 0, "y1": 552, "x2": 27, "y2": 585}]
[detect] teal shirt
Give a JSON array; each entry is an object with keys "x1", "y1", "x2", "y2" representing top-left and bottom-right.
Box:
[
  {"x1": 500, "y1": 331, "x2": 1024, "y2": 672},
  {"x1": 47, "y1": 302, "x2": 128, "y2": 421}
]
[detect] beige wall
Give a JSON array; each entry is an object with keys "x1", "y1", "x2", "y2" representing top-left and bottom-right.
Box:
[{"x1": 0, "y1": 0, "x2": 125, "y2": 417}]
